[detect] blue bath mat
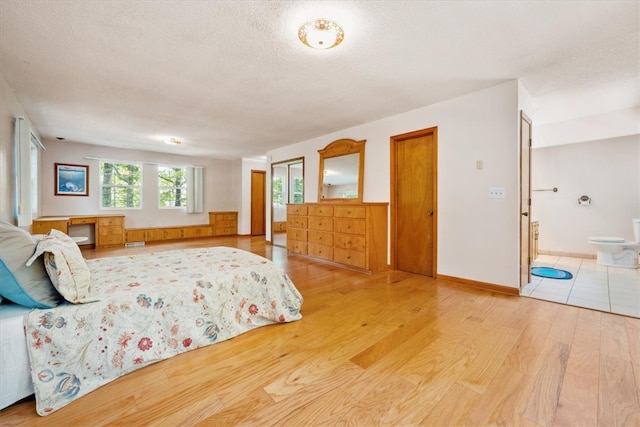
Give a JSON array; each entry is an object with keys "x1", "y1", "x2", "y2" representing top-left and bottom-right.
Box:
[{"x1": 531, "y1": 267, "x2": 573, "y2": 280}]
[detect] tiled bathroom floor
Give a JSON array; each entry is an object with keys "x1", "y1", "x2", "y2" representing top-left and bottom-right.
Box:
[{"x1": 522, "y1": 254, "x2": 640, "y2": 318}]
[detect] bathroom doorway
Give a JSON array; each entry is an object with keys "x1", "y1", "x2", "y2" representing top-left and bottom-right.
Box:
[{"x1": 270, "y1": 158, "x2": 304, "y2": 248}]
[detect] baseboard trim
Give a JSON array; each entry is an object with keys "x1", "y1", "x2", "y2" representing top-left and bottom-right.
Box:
[{"x1": 437, "y1": 274, "x2": 519, "y2": 296}]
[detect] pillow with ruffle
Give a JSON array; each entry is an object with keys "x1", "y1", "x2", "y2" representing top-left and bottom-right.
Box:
[
  {"x1": 0, "y1": 221, "x2": 61, "y2": 308},
  {"x1": 27, "y1": 229, "x2": 96, "y2": 304}
]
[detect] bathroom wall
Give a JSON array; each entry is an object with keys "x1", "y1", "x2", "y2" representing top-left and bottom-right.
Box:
[{"x1": 531, "y1": 134, "x2": 640, "y2": 256}]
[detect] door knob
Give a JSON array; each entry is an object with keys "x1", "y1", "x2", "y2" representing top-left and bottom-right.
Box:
[
  {"x1": 427, "y1": 210, "x2": 434, "y2": 216},
  {"x1": 522, "y1": 212, "x2": 529, "y2": 216}
]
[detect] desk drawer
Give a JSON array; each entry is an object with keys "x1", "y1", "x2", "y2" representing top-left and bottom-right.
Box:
[
  {"x1": 97, "y1": 234, "x2": 123, "y2": 246},
  {"x1": 69, "y1": 217, "x2": 94, "y2": 225},
  {"x1": 98, "y1": 217, "x2": 123, "y2": 226}
]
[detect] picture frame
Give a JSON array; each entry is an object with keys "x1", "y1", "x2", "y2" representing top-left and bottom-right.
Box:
[{"x1": 55, "y1": 163, "x2": 89, "y2": 196}]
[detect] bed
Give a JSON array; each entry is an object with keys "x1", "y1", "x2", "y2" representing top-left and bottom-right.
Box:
[{"x1": 0, "y1": 224, "x2": 303, "y2": 416}]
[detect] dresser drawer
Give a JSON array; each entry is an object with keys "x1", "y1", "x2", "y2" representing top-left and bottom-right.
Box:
[
  {"x1": 308, "y1": 230, "x2": 333, "y2": 246},
  {"x1": 287, "y1": 204, "x2": 308, "y2": 216},
  {"x1": 308, "y1": 216, "x2": 333, "y2": 232},
  {"x1": 334, "y1": 248, "x2": 366, "y2": 269},
  {"x1": 334, "y1": 233, "x2": 366, "y2": 252},
  {"x1": 334, "y1": 218, "x2": 366, "y2": 235},
  {"x1": 334, "y1": 206, "x2": 366, "y2": 219},
  {"x1": 287, "y1": 240, "x2": 307, "y2": 255},
  {"x1": 287, "y1": 228, "x2": 307, "y2": 242},
  {"x1": 98, "y1": 216, "x2": 123, "y2": 226},
  {"x1": 287, "y1": 216, "x2": 308, "y2": 229},
  {"x1": 307, "y1": 205, "x2": 333, "y2": 217},
  {"x1": 307, "y1": 243, "x2": 333, "y2": 261}
]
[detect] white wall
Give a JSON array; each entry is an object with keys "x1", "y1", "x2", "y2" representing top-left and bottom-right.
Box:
[
  {"x1": 531, "y1": 135, "x2": 640, "y2": 255},
  {"x1": 267, "y1": 80, "x2": 521, "y2": 288},
  {"x1": 0, "y1": 74, "x2": 31, "y2": 224},
  {"x1": 238, "y1": 158, "x2": 266, "y2": 235},
  {"x1": 40, "y1": 139, "x2": 239, "y2": 228}
]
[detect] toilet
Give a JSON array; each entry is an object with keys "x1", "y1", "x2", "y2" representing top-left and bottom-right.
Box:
[{"x1": 589, "y1": 218, "x2": 640, "y2": 268}]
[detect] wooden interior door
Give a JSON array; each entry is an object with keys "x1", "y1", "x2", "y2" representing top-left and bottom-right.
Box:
[
  {"x1": 251, "y1": 170, "x2": 266, "y2": 236},
  {"x1": 520, "y1": 112, "x2": 532, "y2": 289},
  {"x1": 391, "y1": 128, "x2": 438, "y2": 277}
]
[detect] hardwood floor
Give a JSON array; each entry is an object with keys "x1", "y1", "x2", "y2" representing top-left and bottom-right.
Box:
[{"x1": 2, "y1": 236, "x2": 639, "y2": 426}]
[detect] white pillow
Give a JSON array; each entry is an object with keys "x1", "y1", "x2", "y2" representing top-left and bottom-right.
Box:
[{"x1": 27, "y1": 229, "x2": 96, "y2": 304}]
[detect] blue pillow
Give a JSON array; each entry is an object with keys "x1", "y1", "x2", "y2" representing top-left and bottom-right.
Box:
[
  {"x1": 0, "y1": 258, "x2": 57, "y2": 309},
  {"x1": 0, "y1": 221, "x2": 61, "y2": 308}
]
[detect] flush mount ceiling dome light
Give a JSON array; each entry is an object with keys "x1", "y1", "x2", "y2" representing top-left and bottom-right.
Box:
[{"x1": 298, "y1": 18, "x2": 344, "y2": 50}]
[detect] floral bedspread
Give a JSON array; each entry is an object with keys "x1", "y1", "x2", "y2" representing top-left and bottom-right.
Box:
[{"x1": 24, "y1": 247, "x2": 303, "y2": 415}]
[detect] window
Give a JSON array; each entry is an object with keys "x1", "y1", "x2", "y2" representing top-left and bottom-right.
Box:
[
  {"x1": 272, "y1": 175, "x2": 284, "y2": 206},
  {"x1": 292, "y1": 177, "x2": 304, "y2": 203},
  {"x1": 158, "y1": 166, "x2": 187, "y2": 208},
  {"x1": 100, "y1": 162, "x2": 142, "y2": 208}
]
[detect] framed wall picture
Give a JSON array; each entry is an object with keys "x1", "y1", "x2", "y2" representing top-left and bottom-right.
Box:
[{"x1": 55, "y1": 163, "x2": 89, "y2": 196}]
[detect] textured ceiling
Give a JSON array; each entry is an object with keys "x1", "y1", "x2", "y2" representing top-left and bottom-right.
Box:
[{"x1": 1, "y1": 1, "x2": 638, "y2": 158}]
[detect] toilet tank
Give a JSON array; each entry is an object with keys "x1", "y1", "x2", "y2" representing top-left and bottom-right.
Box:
[{"x1": 633, "y1": 218, "x2": 640, "y2": 242}]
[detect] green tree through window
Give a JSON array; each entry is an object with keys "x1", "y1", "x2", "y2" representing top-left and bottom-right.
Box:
[
  {"x1": 158, "y1": 166, "x2": 187, "y2": 208},
  {"x1": 100, "y1": 162, "x2": 142, "y2": 208}
]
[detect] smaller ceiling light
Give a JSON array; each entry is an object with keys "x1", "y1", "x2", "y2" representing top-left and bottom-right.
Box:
[
  {"x1": 164, "y1": 137, "x2": 182, "y2": 146},
  {"x1": 298, "y1": 18, "x2": 344, "y2": 50}
]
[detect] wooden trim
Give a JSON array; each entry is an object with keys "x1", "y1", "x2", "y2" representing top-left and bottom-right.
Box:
[{"x1": 438, "y1": 274, "x2": 520, "y2": 296}]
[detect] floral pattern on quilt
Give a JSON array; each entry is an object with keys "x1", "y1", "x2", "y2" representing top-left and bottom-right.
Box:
[{"x1": 24, "y1": 247, "x2": 303, "y2": 415}]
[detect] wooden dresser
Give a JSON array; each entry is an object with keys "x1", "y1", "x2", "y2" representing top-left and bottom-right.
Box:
[
  {"x1": 32, "y1": 215, "x2": 125, "y2": 249},
  {"x1": 286, "y1": 203, "x2": 388, "y2": 273},
  {"x1": 208, "y1": 211, "x2": 238, "y2": 236}
]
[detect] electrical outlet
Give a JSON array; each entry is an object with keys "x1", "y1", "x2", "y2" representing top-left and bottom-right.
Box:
[{"x1": 489, "y1": 187, "x2": 505, "y2": 199}]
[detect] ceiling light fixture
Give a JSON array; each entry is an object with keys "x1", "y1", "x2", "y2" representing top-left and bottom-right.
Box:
[
  {"x1": 164, "y1": 137, "x2": 182, "y2": 146},
  {"x1": 298, "y1": 18, "x2": 344, "y2": 50}
]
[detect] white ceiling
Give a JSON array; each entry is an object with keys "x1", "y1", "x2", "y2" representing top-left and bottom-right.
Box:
[{"x1": 1, "y1": 1, "x2": 638, "y2": 158}]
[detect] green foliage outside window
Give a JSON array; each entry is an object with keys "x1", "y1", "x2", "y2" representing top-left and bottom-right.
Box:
[
  {"x1": 293, "y1": 178, "x2": 303, "y2": 203},
  {"x1": 100, "y1": 162, "x2": 141, "y2": 208},
  {"x1": 273, "y1": 176, "x2": 284, "y2": 206},
  {"x1": 158, "y1": 166, "x2": 187, "y2": 208}
]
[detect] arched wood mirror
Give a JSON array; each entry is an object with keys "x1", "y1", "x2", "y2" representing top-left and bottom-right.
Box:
[{"x1": 318, "y1": 138, "x2": 365, "y2": 203}]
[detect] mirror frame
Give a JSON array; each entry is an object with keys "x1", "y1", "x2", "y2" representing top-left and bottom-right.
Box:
[{"x1": 317, "y1": 138, "x2": 366, "y2": 203}]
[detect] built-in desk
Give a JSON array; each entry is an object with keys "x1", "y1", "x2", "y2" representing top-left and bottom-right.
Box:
[{"x1": 32, "y1": 215, "x2": 125, "y2": 249}]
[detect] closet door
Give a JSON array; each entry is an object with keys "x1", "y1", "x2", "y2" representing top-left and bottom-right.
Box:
[{"x1": 391, "y1": 127, "x2": 438, "y2": 277}]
